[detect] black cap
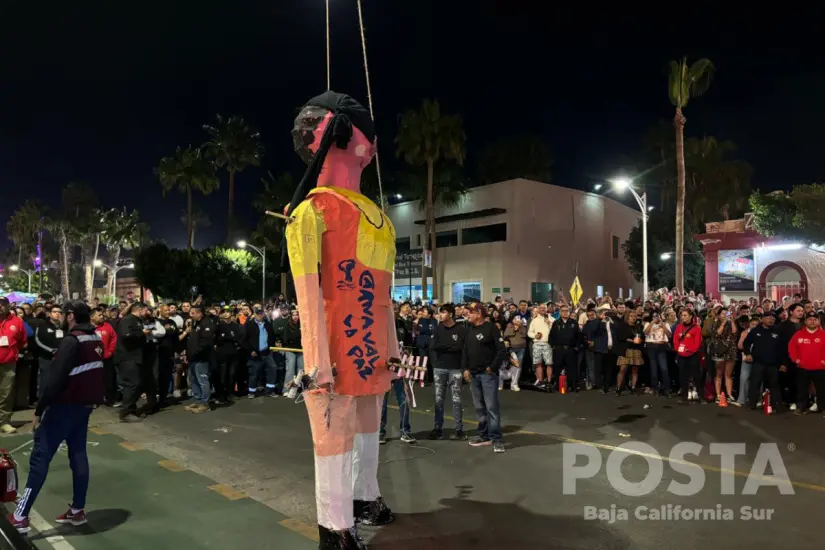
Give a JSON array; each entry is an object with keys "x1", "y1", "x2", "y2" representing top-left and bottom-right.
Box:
[
  {"x1": 761, "y1": 310, "x2": 777, "y2": 319},
  {"x1": 253, "y1": 307, "x2": 264, "y2": 314},
  {"x1": 805, "y1": 311, "x2": 819, "y2": 319},
  {"x1": 63, "y1": 300, "x2": 90, "y2": 318}
]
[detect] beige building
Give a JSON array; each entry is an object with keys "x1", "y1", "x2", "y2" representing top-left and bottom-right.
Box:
[{"x1": 388, "y1": 178, "x2": 642, "y2": 304}]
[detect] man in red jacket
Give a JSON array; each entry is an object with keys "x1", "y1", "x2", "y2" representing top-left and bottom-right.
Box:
[
  {"x1": 92, "y1": 307, "x2": 118, "y2": 405},
  {"x1": 0, "y1": 297, "x2": 27, "y2": 434},
  {"x1": 673, "y1": 309, "x2": 703, "y2": 403},
  {"x1": 788, "y1": 311, "x2": 825, "y2": 415}
]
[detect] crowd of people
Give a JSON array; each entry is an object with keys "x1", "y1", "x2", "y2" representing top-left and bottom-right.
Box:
[{"x1": 389, "y1": 288, "x2": 825, "y2": 454}]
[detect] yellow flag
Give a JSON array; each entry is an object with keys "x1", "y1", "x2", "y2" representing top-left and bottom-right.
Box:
[{"x1": 569, "y1": 276, "x2": 583, "y2": 307}]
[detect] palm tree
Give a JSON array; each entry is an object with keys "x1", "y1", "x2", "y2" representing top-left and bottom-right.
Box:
[
  {"x1": 156, "y1": 146, "x2": 220, "y2": 250},
  {"x1": 253, "y1": 171, "x2": 295, "y2": 296},
  {"x1": 181, "y1": 206, "x2": 211, "y2": 249},
  {"x1": 100, "y1": 208, "x2": 143, "y2": 295},
  {"x1": 668, "y1": 57, "x2": 714, "y2": 292},
  {"x1": 61, "y1": 182, "x2": 100, "y2": 300},
  {"x1": 6, "y1": 200, "x2": 47, "y2": 268},
  {"x1": 203, "y1": 115, "x2": 264, "y2": 242},
  {"x1": 395, "y1": 99, "x2": 466, "y2": 301}
]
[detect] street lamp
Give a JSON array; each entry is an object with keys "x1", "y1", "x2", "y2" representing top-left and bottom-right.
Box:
[
  {"x1": 611, "y1": 178, "x2": 649, "y2": 299},
  {"x1": 238, "y1": 240, "x2": 266, "y2": 304},
  {"x1": 94, "y1": 260, "x2": 135, "y2": 300},
  {"x1": 661, "y1": 252, "x2": 673, "y2": 260},
  {"x1": 9, "y1": 265, "x2": 33, "y2": 293}
]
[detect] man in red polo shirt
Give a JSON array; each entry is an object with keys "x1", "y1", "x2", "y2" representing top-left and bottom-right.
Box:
[
  {"x1": 0, "y1": 297, "x2": 27, "y2": 433},
  {"x1": 788, "y1": 311, "x2": 825, "y2": 415}
]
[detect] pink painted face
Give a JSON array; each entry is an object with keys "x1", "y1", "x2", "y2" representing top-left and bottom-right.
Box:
[{"x1": 292, "y1": 106, "x2": 375, "y2": 173}]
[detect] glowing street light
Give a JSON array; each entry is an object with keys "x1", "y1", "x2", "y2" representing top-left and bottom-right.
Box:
[
  {"x1": 660, "y1": 252, "x2": 673, "y2": 260},
  {"x1": 238, "y1": 240, "x2": 266, "y2": 304},
  {"x1": 395, "y1": 194, "x2": 402, "y2": 200},
  {"x1": 94, "y1": 260, "x2": 135, "y2": 299},
  {"x1": 611, "y1": 177, "x2": 648, "y2": 298},
  {"x1": 10, "y1": 264, "x2": 33, "y2": 292},
  {"x1": 593, "y1": 184, "x2": 603, "y2": 191}
]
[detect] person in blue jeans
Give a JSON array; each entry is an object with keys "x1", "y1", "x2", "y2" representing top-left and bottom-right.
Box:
[
  {"x1": 282, "y1": 310, "x2": 304, "y2": 393},
  {"x1": 243, "y1": 308, "x2": 278, "y2": 398},
  {"x1": 380, "y1": 378, "x2": 414, "y2": 444},
  {"x1": 462, "y1": 303, "x2": 506, "y2": 453},
  {"x1": 429, "y1": 304, "x2": 468, "y2": 440},
  {"x1": 643, "y1": 312, "x2": 672, "y2": 396}
]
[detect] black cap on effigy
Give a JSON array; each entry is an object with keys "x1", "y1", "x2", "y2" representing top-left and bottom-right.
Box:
[{"x1": 281, "y1": 91, "x2": 376, "y2": 270}]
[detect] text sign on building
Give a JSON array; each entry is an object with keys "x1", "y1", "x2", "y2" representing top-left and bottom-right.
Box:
[
  {"x1": 395, "y1": 250, "x2": 428, "y2": 279},
  {"x1": 718, "y1": 249, "x2": 755, "y2": 292}
]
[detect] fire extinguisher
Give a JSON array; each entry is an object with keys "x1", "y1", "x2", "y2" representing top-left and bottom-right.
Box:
[
  {"x1": 559, "y1": 370, "x2": 567, "y2": 395},
  {"x1": 763, "y1": 389, "x2": 772, "y2": 415},
  {"x1": 0, "y1": 450, "x2": 18, "y2": 503}
]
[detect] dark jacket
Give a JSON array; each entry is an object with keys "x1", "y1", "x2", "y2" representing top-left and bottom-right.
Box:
[
  {"x1": 743, "y1": 324, "x2": 781, "y2": 366},
  {"x1": 591, "y1": 320, "x2": 617, "y2": 354},
  {"x1": 215, "y1": 320, "x2": 242, "y2": 356},
  {"x1": 283, "y1": 321, "x2": 302, "y2": 350},
  {"x1": 187, "y1": 316, "x2": 216, "y2": 363},
  {"x1": 243, "y1": 318, "x2": 276, "y2": 356},
  {"x1": 462, "y1": 320, "x2": 507, "y2": 375},
  {"x1": 157, "y1": 317, "x2": 181, "y2": 356},
  {"x1": 433, "y1": 322, "x2": 466, "y2": 371},
  {"x1": 396, "y1": 315, "x2": 414, "y2": 348},
  {"x1": 776, "y1": 319, "x2": 802, "y2": 368},
  {"x1": 36, "y1": 323, "x2": 105, "y2": 416},
  {"x1": 549, "y1": 317, "x2": 581, "y2": 348},
  {"x1": 115, "y1": 313, "x2": 146, "y2": 364},
  {"x1": 613, "y1": 320, "x2": 639, "y2": 357},
  {"x1": 271, "y1": 317, "x2": 288, "y2": 345},
  {"x1": 33, "y1": 319, "x2": 64, "y2": 358},
  {"x1": 415, "y1": 317, "x2": 436, "y2": 349}
]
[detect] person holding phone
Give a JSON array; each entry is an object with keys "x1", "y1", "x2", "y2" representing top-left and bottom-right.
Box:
[{"x1": 644, "y1": 311, "x2": 672, "y2": 396}]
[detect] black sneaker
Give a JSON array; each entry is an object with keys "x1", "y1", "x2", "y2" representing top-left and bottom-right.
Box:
[
  {"x1": 379, "y1": 434, "x2": 387, "y2": 445},
  {"x1": 429, "y1": 429, "x2": 443, "y2": 440},
  {"x1": 450, "y1": 430, "x2": 468, "y2": 441},
  {"x1": 399, "y1": 433, "x2": 417, "y2": 444},
  {"x1": 493, "y1": 441, "x2": 505, "y2": 453}
]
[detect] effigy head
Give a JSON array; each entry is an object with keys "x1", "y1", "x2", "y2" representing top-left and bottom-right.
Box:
[{"x1": 291, "y1": 91, "x2": 376, "y2": 168}]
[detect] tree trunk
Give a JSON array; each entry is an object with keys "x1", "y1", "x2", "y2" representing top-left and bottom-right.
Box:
[
  {"x1": 107, "y1": 245, "x2": 121, "y2": 296},
  {"x1": 674, "y1": 108, "x2": 687, "y2": 293},
  {"x1": 59, "y1": 227, "x2": 70, "y2": 299},
  {"x1": 187, "y1": 187, "x2": 194, "y2": 250},
  {"x1": 84, "y1": 233, "x2": 100, "y2": 301},
  {"x1": 227, "y1": 169, "x2": 236, "y2": 243},
  {"x1": 428, "y1": 160, "x2": 439, "y2": 301},
  {"x1": 16, "y1": 248, "x2": 22, "y2": 267}
]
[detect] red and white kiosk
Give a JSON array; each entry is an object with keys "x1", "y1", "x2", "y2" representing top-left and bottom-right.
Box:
[{"x1": 695, "y1": 214, "x2": 823, "y2": 303}]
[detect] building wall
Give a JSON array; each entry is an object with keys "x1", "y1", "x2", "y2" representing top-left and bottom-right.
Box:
[{"x1": 389, "y1": 179, "x2": 642, "y2": 303}]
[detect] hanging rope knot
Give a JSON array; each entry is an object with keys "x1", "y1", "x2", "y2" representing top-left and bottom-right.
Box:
[{"x1": 331, "y1": 114, "x2": 353, "y2": 150}]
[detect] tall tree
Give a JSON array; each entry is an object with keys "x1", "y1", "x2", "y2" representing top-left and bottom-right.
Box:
[
  {"x1": 203, "y1": 115, "x2": 264, "y2": 242},
  {"x1": 61, "y1": 182, "x2": 100, "y2": 300},
  {"x1": 478, "y1": 135, "x2": 553, "y2": 184},
  {"x1": 156, "y1": 146, "x2": 220, "y2": 250},
  {"x1": 180, "y1": 206, "x2": 211, "y2": 249},
  {"x1": 395, "y1": 99, "x2": 466, "y2": 301},
  {"x1": 100, "y1": 208, "x2": 143, "y2": 295},
  {"x1": 6, "y1": 200, "x2": 47, "y2": 268},
  {"x1": 668, "y1": 57, "x2": 714, "y2": 292}
]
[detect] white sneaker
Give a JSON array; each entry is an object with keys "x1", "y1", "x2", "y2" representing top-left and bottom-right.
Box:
[
  {"x1": 173, "y1": 390, "x2": 182, "y2": 398},
  {"x1": 498, "y1": 386, "x2": 503, "y2": 391},
  {"x1": 810, "y1": 402, "x2": 819, "y2": 412},
  {"x1": 757, "y1": 400, "x2": 763, "y2": 407},
  {"x1": 512, "y1": 385, "x2": 521, "y2": 392},
  {"x1": 533, "y1": 380, "x2": 541, "y2": 387},
  {"x1": 790, "y1": 403, "x2": 797, "y2": 411}
]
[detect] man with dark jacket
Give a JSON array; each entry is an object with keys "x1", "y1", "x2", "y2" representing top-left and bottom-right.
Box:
[
  {"x1": 33, "y1": 304, "x2": 65, "y2": 398},
  {"x1": 115, "y1": 302, "x2": 150, "y2": 422},
  {"x1": 242, "y1": 307, "x2": 278, "y2": 398},
  {"x1": 462, "y1": 303, "x2": 507, "y2": 453},
  {"x1": 185, "y1": 305, "x2": 215, "y2": 413},
  {"x1": 549, "y1": 304, "x2": 582, "y2": 392},
  {"x1": 743, "y1": 311, "x2": 782, "y2": 412},
  {"x1": 9, "y1": 301, "x2": 104, "y2": 533},
  {"x1": 777, "y1": 303, "x2": 804, "y2": 409},
  {"x1": 429, "y1": 304, "x2": 467, "y2": 441},
  {"x1": 156, "y1": 304, "x2": 180, "y2": 408},
  {"x1": 214, "y1": 309, "x2": 242, "y2": 403}
]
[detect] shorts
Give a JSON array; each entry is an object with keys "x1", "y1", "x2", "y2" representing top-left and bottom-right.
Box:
[
  {"x1": 532, "y1": 342, "x2": 553, "y2": 366},
  {"x1": 618, "y1": 348, "x2": 644, "y2": 367}
]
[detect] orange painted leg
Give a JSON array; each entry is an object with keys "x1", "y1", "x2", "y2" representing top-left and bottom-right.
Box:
[{"x1": 305, "y1": 391, "x2": 356, "y2": 530}]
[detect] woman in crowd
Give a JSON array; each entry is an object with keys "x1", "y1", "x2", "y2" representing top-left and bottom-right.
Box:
[
  {"x1": 283, "y1": 309, "x2": 303, "y2": 388},
  {"x1": 735, "y1": 315, "x2": 759, "y2": 407},
  {"x1": 710, "y1": 306, "x2": 738, "y2": 402},
  {"x1": 502, "y1": 316, "x2": 527, "y2": 391},
  {"x1": 674, "y1": 309, "x2": 703, "y2": 402},
  {"x1": 614, "y1": 310, "x2": 644, "y2": 395},
  {"x1": 644, "y1": 310, "x2": 672, "y2": 396}
]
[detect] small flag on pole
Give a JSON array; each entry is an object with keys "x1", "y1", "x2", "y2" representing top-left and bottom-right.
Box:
[{"x1": 569, "y1": 276, "x2": 583, "y2": 307}]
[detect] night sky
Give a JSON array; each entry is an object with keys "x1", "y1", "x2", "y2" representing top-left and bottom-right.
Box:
[{"x1": 3, "y1": 2, "x2": 824, "y2": 249}]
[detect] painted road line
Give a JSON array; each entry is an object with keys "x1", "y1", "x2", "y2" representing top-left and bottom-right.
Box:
[
  {"x1": 89, "y1": 427, "x2": 109, "y2": 435},
  {"x1": 389, "y1": 404, "x2": 825, "y2": 494},
  {"x1": 208, "y1": 484, "x2": 248, "y2": 501},
  {"x1": 279, "y1": 518, "x2": 319, "y2": 542},
  {"x1": 28, "y1": 508, "x2": 76, "y2": 550},
  {"x1": 119, "y1": 441, "x2": 142, "y2": 451},
  {"x1": 8, "y1": 439, "x2": 34, "y2": 455},
  {"x1": 158, "y1": 460, "x2": 186, "y2": 472}
]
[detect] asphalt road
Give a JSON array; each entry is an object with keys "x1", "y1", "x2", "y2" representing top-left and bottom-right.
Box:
[{"x1": 5, "y1": 383, "x2": 824, "y2": 549}]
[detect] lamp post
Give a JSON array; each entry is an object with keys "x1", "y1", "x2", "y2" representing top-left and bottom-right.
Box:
[
  {"x1": 238, "y1": 241, "x2": 266, "y2": 304},
  {"x1": 612, "y1": 178, "x2": 649, "y2": 299},
  {"x1": 94, "y1": 260, "x2": 135, "y2": 302},
  {"x1": 9, "y1": 265, "x2": 34, "y2": 293}
]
